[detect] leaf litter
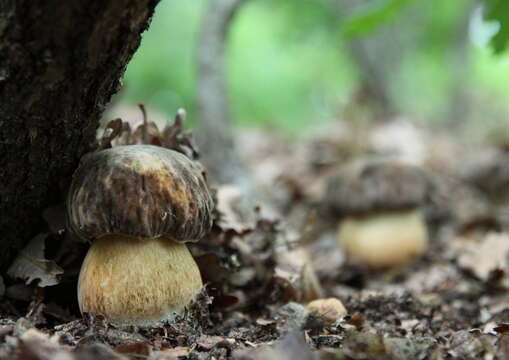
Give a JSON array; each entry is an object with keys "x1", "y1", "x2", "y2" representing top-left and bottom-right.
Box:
[{"x1": 3, "y1": 111, "x2": 509, "y2": 359}]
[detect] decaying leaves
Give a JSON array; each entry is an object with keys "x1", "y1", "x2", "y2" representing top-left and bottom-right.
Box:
[
  {"x1": 456, "y1": 232, "x2": 509, "y2": 282},
  {"x1": 7, "y1": 234, "x2": 63, "y2": 287}
]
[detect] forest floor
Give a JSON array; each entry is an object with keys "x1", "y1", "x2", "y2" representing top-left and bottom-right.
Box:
[{"x1": 2, "y1": 116, "x2": 509, "y2": 359}]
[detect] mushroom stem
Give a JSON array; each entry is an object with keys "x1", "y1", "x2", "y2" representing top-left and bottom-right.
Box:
[
  {"x1": 338, "y1": 208, "x2": 428, "y2": 268},
  {"x1": 78, "y1": 235, "x2": 202, "y2": 327}
]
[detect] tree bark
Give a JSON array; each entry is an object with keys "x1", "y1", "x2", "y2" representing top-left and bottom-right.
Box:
[
  {"x1": 196, "y1": 0, "x2": 248, "y2": 186},
  {"x1": 0, "y1": 0, "x2": 159, "y2": 269},
  {"x1": 335, "y1": 0, "x2": 401, "y2": 119},
  {"x1": 447, "y1": 0, "x2": 475, "y2": 127}
]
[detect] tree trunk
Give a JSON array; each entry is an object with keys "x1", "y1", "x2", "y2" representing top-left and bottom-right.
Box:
[
  {"x1": 447, "y1": 0, "x2": 475, "y2": 127},
  {"x1": 196, "y1": 0, "x2": 248, "y2": 186},
  {"x1": 0, "y1": 0, "x2": 159, "y2": 269},
  {"x1": 335, "y1": 0, "x2": 402, "y2": 119}
]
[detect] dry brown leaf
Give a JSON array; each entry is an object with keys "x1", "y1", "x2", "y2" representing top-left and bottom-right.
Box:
[
  {"x1": 7, "y1": 234, "x2": 63, "y2": 287},
  {"x1": 154, "y1": 346, "x2": 189, "y2": 359},
  {"x1": 115, "y1": 341, "x2": 151, "y2": 356},
  {"x1": 99, "y1": 118, "x2": 123, "y2": 149},
  {"x1": 215, "y1": 185, "x2": 256, "y2": 234},
  {"x1": 196, "y1": 335, "x2": 235, "y2": 350},
  {"x1": 457, "y1": 232, "x2": 509, "y2": 281},
  {"x1": 232, "y1": 332, "x2": 317, "y2": 360},
  {"x1": 14, "y1": 328, "x2": 73, "y2": 360},
  {"x1": 276, "y1": 248, "x2": 323, "y2": 302}
]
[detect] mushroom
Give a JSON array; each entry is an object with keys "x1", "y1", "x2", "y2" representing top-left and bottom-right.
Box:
[
  {"x1": 67, "y1": 145, "x2": 214, "y2": 327},
  {"x1": 325, "y1": 158, "x2": 430, "y2": 268}
]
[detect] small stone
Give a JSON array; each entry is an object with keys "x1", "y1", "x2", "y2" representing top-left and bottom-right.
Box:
[{"x1": 307, "y1": 298, "x2": 347, "y2": 324}]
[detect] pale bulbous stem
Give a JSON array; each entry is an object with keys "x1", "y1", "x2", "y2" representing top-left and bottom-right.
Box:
[
  {"x1": 78, "y1": 235, "x2": 202, "y2": 327},
  {"x1": 338, "y1": 209, "x2": 428, "y2": 268}
]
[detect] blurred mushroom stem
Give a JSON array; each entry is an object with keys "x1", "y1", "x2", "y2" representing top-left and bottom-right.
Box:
[
  {"x1": 338, "y1": 209, "x2": 428, "y2": 269},
  {"x1": 78, "y1": 235, "x2": 202, "y2": 327}
]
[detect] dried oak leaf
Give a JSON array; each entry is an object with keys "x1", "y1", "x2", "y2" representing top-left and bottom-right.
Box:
[
  {"x1": 7, "y1": 234, "x2": 63, "y2": 287},
  {"x1": 276, "y1": 247, "x2": 323, "y2": 302},
  {"x1": 457, "y1": 232, "x2": 509, "y2": 282},
  {"x1": 14, "y1": 328, "x2": 73, "y2": 360},
  {"x1": 214, "y1": 185, "x2": 257, "y2": 234},
  {"x1": 493, "y1": 323, "x2": 509, "y2": 334},
  {"x1": 75, "y1": 343, "x2": 128, "y2": 360},
  {"x1": 496, "y1": 334, "x2": 509, "y2": 360},
  {"x1": 196, "y1": 335, "x2": 235, "y2": 350},
  {"x1": 161, "y1": 108, "x2": 199, "y2": 160},
  {"x1": 153, "y1": 346, "x2": 189, "y2": 359},
  {"x1": 98, "y1": 118, "x2": 123, "y2": 149},
  {"x1": 195, "y1": 253, "x2": 228, "y2": 283},
  {"x1": 232, "y1": 332, "x2": 317, "y2": 360},
  {"x1": 115, "y1": 341, "x2": 151, "y2": 357},
  {"x1": 106, "y1": 107, "x2": 200, "y2": 161}
]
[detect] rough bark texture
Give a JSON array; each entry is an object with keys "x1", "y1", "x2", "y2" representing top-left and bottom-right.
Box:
[
  {"x1": 0, "y1": 0, "x2": 159, "y2": 269},
  {"x1": 196, "y1": 0, "x2": 248, "y2": 186}
]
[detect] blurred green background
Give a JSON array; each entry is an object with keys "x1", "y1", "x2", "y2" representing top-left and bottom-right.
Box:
[{"x1": 118, "y1": 0, "x2": 509, "y2": 136}]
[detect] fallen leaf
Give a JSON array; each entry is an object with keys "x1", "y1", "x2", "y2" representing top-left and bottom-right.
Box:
[
  {"x1": 457, "y1": 233, "x2": 509, "y2": 282},
  {"x1": 7, "y1": 234, "x2": 63, "y2": 287},
  {"x1": 215, "y1": 185, "x2": 256, "y2": 234},
  {"x1": 115, "y1": 341, "x2": 151, "y2": 356},
  {"x1": 154, "y1": 346, "x2": 189, "y2": 359},
  {"x1": 232, "y1": 332, "x2": 317, "y2": 360},
  {"x1": 195, "y1": 253, "x2": 228, "y2": 283},
  {"x1": 197, "y1": 335, "x2": 234, "y2": 350},
  {"x1": 161, "y1": 108, "x2": 200, "y2": 159},
  {"x1": 99, "y1": 118, "x2": 123, "y2": 149},
  {"x1": 14, "y1": 328, "x2": 73, "y2": 360},
  {"x1": 494, "y1": 323, "x2": 509, "y2": 334}
]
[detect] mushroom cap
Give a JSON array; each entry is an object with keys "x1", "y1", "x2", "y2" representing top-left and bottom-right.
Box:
[
  {"x1": 67, "y1": 145, "x2": 214, "y2": 243},
  {"x1": 326, "y1": 158, "x2": 430, "y2": 216},
  {"x1": 462, "y1": 149, "x2": 509, "y2": 203}
]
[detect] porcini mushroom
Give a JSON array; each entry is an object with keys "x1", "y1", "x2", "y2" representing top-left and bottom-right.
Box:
[
  {"x1": 67, "y1": 145, "x2": 213, "y2": 327},
  {"x1": 326, "y1": 159, "x2": 430, "y2": 268}
]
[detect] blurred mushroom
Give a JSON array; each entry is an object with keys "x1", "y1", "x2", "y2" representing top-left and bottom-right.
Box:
[
  {"x1": 449, "y1": 184, "x2": 498, "y2": 239},
  {"x1": 67, "y1": 145, "x2": 214, "y2": 327},
  {"x1": 325, "y1": 158, "x2": 430, "y2": 268},
  {"x1": 462, "y1": 148, "x2": 509, "y2": 205}
]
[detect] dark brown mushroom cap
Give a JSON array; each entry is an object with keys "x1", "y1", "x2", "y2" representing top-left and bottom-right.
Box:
[
  {"x1": 325, "y1": 158, "x2": 430, "y2": 215},
  {"x1": 67, "y1": 145, "x2": 214, "y2": 243},
  {"x1": 462, "y1": 149, "x2": 509, "y2": 203},
  {"x1": 449, "y1": 183, "x2": 497, "y2": 233}
]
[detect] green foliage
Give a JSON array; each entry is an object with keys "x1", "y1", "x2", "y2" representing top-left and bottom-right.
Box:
[
  {"x1": 122, "y1": 1, "x2": 207, "y2": 123},
  {"x1": 118, "y1": 0, "x2": 509, "y2": 133},
  {"x1": 228, "y1": 0, "x2": 356, "y2": 132},
  {"x1": 482, "y1": 0, "x2": 509, "y2": 53},
  {"x1": 123, "y1": 0, "x2": 356, "y2": 132},
  {"x1": 341, "y1": 0, "x2": 417, "y2": 37}
]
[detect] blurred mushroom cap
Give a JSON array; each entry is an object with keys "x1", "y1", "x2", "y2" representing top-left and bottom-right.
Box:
[
  {"x1": 67, "y1": 145, "x2": 214, "y2": 243},
  {"x1": 326, "y1": 158, "x2": 431, "y2": 215}
]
